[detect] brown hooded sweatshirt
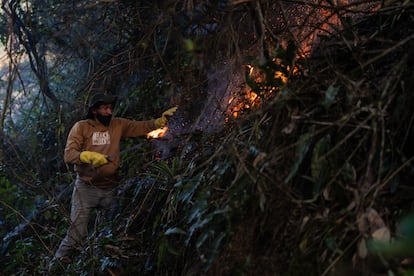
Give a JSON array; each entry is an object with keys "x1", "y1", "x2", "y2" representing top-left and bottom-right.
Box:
[{"x1": 64, "y1": 117, "x2": 157, "y2": 188}]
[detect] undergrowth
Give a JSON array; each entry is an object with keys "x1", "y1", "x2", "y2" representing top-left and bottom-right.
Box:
[{"x1": 1, "y1": 1, "x2": 414, "y2": 275}]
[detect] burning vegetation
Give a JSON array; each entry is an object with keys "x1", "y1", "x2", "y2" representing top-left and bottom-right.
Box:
[
  {"x1": 224, "y1": 0, "x2": 383, "y2": 120},
  {"x1": 1, "y1": 0, "x2": 413, "y2": 275},
  {"x1": 207, "y1": 2, "x2": 414, "y2": 275},
  {"x1": 131, "y1": 2, "x2": 414, "y2": 275}
]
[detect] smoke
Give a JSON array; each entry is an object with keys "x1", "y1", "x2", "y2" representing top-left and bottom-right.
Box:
[{"x1": 151, "y1": 60, "x2": 247, "y2": 159}]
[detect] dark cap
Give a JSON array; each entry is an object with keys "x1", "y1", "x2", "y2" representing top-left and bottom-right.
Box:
[
  {"x1": 86, "y1": 93, "x2": 117, "y2": 119},
  {"x1": 88, "y1": 93, "x2": 117, "y2": 108}
]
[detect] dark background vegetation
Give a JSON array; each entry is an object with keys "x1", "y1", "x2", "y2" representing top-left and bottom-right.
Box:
[{"x1": 0, "y1": 0, "x2": 414, "y2": 275}]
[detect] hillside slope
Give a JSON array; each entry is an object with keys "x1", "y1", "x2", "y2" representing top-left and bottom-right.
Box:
[
  {"x1": 97, "y1": 2, "x2": 413, "y2": 275},
  {"x1": 206, "y1": 3, "x2": 414, "y2": 275},
  {"x1": 1, "y1": 1, "x2": 413, "y2": 275}
]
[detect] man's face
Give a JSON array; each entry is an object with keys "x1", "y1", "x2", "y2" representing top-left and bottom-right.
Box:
[
  {"x1": 93, "y1": 103, "x2": 113, "y2": 126},
  {"x1": 94, "y1": 103, "x2": 113, "y2": 116}
]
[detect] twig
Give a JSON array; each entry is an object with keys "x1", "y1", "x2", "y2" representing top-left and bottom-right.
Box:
[
  {"x1": 360, "y1": 34, "x2": 414, "y2": 69},
  {"x1": 321, "y1": 233, "x2": 362, "y2": 276}
]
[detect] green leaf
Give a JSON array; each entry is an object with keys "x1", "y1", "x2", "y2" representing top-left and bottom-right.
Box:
[
  {"x1": 325, "y1": 237, "x2": 337, "y2": 251},
  {"x1": 311, "y1": 134, "x2": 331, "y2": 194},
  {"x1": 323, "y1": 85, "x2": 339, "y2": 108},
  {"x1": 285, "y1": 132, "x2": 312, "y2": 183},
  {"x1": 177, "y1": 176, "x2": 202, "y2": 204},
  {"x1": 165, "y1": 227, "x2": 186, "y2": 235},
  {"x1": 43, "y1": 210, "x2": 51, "y2": 220},
  {"x1": 183, "y1": 39, "x2": 195, "y2": 51},
  {"x1": 400, "y1": 213, "x2": 414, "y2": 241},
  {"x1": 368, "y1": 213, "x2": 414, "y2": 257},
  {"x1": 204, "y1": 232, "x2": 226, "y2": 269},
  {"x1": 187, "y1": 197, "x2": 209, "y2": 225}
]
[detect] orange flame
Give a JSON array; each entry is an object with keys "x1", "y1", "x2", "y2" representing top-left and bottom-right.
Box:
[
  {"x1": 147, "y1": 127, "x2": 168, "y2": 139},
  {"x1": 229, "y1": 62, "x2": 289, "y2": 118},
  {"x1": 226, "y1": 0, "x2": 379, "y2": 120}
]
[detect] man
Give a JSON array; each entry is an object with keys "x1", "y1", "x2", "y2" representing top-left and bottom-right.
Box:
[{"x1": 53, "y1": 93, "x2": 177, "y2": 263}]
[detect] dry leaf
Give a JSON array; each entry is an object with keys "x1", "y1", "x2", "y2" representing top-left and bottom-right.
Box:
[
  {"x1": 357, "y1": 238, "x2": 368, "y2": 258},
  {"x1": 357, "y1": 208, "x2": 386, "y2": 235},
  {"x1": 300, "y1": 216, "x2": 310, "y2": 232},
  {"x1": 401, "y1": 258, "x2": 414, "y2": 266},
  {"x1": 282, "y1": 121, "x2": 295, "y2": 134},
  {"x1": 323, "y1": 188, "x2": 331, "y2": 201},
  {"x1": 253, "y1": 152, "x2": 267, "y2": 168},
  {"x1": 371, "y1": 226, "x2": 391, "y2": 242}
]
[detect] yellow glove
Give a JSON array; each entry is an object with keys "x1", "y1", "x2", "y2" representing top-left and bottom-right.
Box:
[
  {"x1": 154, "y1": 106, "x2": 178, "y2": 128},
  {"x1": 80, "y1": 151, "x2": 109, "y2": 167}
]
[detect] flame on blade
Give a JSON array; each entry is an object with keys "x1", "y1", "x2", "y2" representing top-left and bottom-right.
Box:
[{"x1": 147, "y1": 127, "x2": 168, "y2": 139}]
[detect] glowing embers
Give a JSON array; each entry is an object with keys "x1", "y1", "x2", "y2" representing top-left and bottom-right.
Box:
[
  {"x1": 228, "y1": 90, "x2": 260, "y2": 118},
  {"x1": 147, "y1": 127, "x2": 168, "y2": 139},
  {"x1": 228, "y1": 62, "x2": 289, "y2": 118},
  {"x1": 274, "y1": 69, "x2": 288, "y2": 84}
]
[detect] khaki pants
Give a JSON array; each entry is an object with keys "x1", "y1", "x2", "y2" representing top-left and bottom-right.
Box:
[{"x1": 54, "y1": 179, "x2": 116, "y2": 259}]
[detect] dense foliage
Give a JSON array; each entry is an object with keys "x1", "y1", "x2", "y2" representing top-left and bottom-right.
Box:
[{"x1": 1, "y1": 0, "x2": 414, "y2": 275}]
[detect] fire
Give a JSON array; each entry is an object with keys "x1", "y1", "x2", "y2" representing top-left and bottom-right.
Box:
[
  {"x1": 274, "y1": 70, "x2": 288, "y2": 84},
  {"x1": 229, "y1": 90, "x2": 260, "y2": 118},
  {"x1": 229, "y1": 62, "x2": 289, "y2": 118},
  {"x1": 225, "y1": 0, "x2": 379, "y2": 120},
  {"x1": 147, "y1": 127, "x2": 168, "y2": 139}
]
